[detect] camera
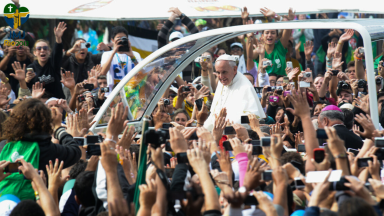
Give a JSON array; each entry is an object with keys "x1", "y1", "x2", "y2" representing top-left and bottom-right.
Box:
[
  {"x1": 193, "y1": 84, "x2": 202, "y2": 91},
  {"x1": 358, "y1": 48, "x2": 364, "y2": 54},
  {"x1": 17, "y1": 46, "x2": 23, "y2": 50},
  {"x1": 118, "y1": 37, "x2": 129, "y2": 52},
  {"x1": 163, "y1": 98, "x2": 170, "y2": 106},
  {"x1": 304, "y1": 72, "x2": 312, "y2": 78},
  {"x1": 283, "y1": 91, "x2": 291, "y2": 97},
  {"x1": 269, "y1": 95, "x2": 279, "y2": 103},
  {"x1": 329, "y1": 176, "x2": 350, "y2": 191},
  {"x1": 337, "y1": 81, "x2": 350, "y2": 90},
  {"x1": 100, "y1": 87, "x2": 109, "y2": 93},
  {"x1": 263, "y1": 60, "x2": 272, "y2": 67},
  {"x1": 182, "y1": 86, "x2": 191, "y2": 92},
  {"x1": 357, "y1": 79, "x2": 367, "y2": 88},
  {"x1": 376, "y1": 77, "x2": 383, "y2": 85},
  {"x1": 78, "y1": 95, "x2": 86, "y2": 102},
  {"x1": 81, "y1": 42, "x2": 91, "y2": 49},
  {"x1": 144, "y1": 129, "x2": 167, "y2": 148}
]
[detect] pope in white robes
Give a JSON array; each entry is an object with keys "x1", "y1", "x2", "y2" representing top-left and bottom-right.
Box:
[{"x1": 204, "y1": 54, "x2": 266, "y2": 131}]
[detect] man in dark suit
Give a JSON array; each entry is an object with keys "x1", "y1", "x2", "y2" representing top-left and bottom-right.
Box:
[{"x1": 318, "y1": 105, "x2": 363, "y2": 149}]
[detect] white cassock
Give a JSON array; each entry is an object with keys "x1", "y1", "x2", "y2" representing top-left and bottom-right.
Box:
[{"x1": 204, "y1": 72, "x2": 266, "y2": 131}]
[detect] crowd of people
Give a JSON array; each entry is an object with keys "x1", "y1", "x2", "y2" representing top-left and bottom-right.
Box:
[{"x1": 1, "y1": 1, "x2": 384, "y2": 216}]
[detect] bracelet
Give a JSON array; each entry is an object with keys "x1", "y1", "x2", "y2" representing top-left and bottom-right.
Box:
[
  {"x1": 354, "y1": 56, "x2": 362, "y2": 61},
  {"x1": 35, "y1": 195, "x2": 40, "y2": 201},
  {"x1": 105, "y1": 138, "x2": 117, "y2": 144}
]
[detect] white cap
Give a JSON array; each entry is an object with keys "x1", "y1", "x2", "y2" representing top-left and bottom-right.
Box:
[
  {"x1": 169, "y1": 32, "x2": 184, "y2": 41},
  {"x1": 170, "y1": 85, "x2": 178, "y2": 94},
  {"x1": 254, "y1": 19, "x2": 262, "y2": 24},
  {"x1": 45, "y1": 97, "x2": 58, "y2": 105},
  {"x1": 230, "y1": 42, "x2": 243, "y2": 49},
  {"x1": 216, "y1": 54, "x2": 238, "y2": 62},
  {"x1": 192, "y1": 76, "x2": 201, "y2": 84},
  {"x1": 340, "y1": 103, "x2": 354, "y2": 110}
]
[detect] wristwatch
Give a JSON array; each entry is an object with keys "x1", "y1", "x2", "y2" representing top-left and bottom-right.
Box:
[
  {"x1": 179, "y1": 13, "x2": 186, "y2": 20},
  {"x1": 335, "y1": 153, "x2": 347, "y2": 159}
]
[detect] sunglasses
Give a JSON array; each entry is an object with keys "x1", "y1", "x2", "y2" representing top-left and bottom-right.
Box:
[{"x1": 36, "y1": 46, "x2": 48, "y2": 51}]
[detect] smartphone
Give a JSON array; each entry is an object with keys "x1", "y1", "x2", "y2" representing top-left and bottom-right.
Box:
[
  {"x1": 74, "y1": 137, "x2": 85, "y2": 146},
  {"x1": 162, "y1": 123, "x2": 173, "y2": 129},
  {"x1": 87, "y1": 145, "x2": 101, "y2": 157},
  {"x1": 222, "y1": 141, "x2": 233, "y2": 151},
  {"x1": 84, "y1": 84, "x2": 94, "y2": 91},
  {"x1": 294, "y1": 177, "x2": 305, "y2": 189},
  {"x1": 27, "y1": 68, "x2": 34, "y2": 73},
  {"x1": 331, "y1": 70, "x2": 339, "y2": 76},
  {"x1": 195, "y1": 98, "x2": 204, "y2": 111},
  {"x1": 86, "y1": 135, "x2": 100, "y2": 145},
  {"x1": 283, "y1": 76, "x2": 289, "y2": 84},
  {"x1": 224, "y1": 126, "x2": 236, "y2": 135},
  {"x1": 92, "y1": 108, "x2": 100, "y2": 115},
  {"x1": 306, "y1": 170, "x2": 342, "y2": 183},
  {"x1": 241, "y1": 116, "x2": 250, "y2": 124},
  {"x1": 374, "y1": 137, "x2": 384, "y2": 148},
  {"x1": 250, "y1": 140, "x2": 260, "y2": 146},
  {"x1": 165, "y1": 141, "x2": 172, "y2": 152},
  {"x1": 262, "y1": 170, "x2": 273, "y2": 181},
  {"x1": 260, "y1": 137, "x2": 276, "y2": 147},
  {"x1": 244, "y1": 195, "x2": 259, "y2": 205},
  {"x1": 267, "y1": 87, "x2": 272, "y2": 92},
  {"x1": 299, "y1": 81, "x2": 310, "y2": 88},
  {"x1": 286, "y1": 61, "x2": 293, "y2": 68},
  {"x1": 78, "y1": 95, "x2": 86, "y2": 102},
  {"x1": 176, "y1": 152, "x2": 189, "y2": 164},
  {"x1": 357, "y1": 157, "x2": 373, "y2": 168},
  {"x1": 4, "y1": 162, "x2": 21, "y2": 173},
  {"x1": 297, "y1": 144, "x2": 306, "y2": 152},
  {"x1": 252, "y1": 145, "x2": 262, "y2": 155},
  {"x1": 254, "y1": 87, "x2": 263, "y2": 93},
  {"x1": 313, "y1": 148, "x2": 325, "y2": 163},
  {"x1": 316, "y1": 129, "x2": 328, "y2": 139},
  {"x1": 347, "y1": 148, "x2": 359, "y2": 156},
  {"x1": 165, "y1": 168, "x2": 175, "y2": 178}
]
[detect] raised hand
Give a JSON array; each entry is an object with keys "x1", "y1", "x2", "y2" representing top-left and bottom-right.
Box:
[
  {"x1": 46, "y1": 159, "x2": 68, "y2": 191},
  {"x1": 10, "y1": 62, "x2": 26, "y2": 81},
  {"x1": 260, "y1": 7, "x2": 275, "y2": 18},
  {"x1": 354, "y1": 46, "x2": 365, "y2": 59},
  {"x1": 64, "y1": 113, "x2": 82, "y2": 137},
  {"x1": 139, "y1": 179, "x2": 157, "y2": 211},
  {"x1": 354, "y1": 114, "x2": 375, "y2": 139},
  {"x1": 304, "y1": 41, "x2": 314, "y2": 57},
  {"x1": 61, "y1": 71, "x2": 75, "y2": 90},
  {"x1": 54, "y1": 22, "x2": 67, "y2": 42},
  {"x1": 241, "y1": 7, "x2": 249, "y2": 20},
  {"x1": 169, "y1": 128, "x2": 188, "y2": 154},
  {"x1": 0, "y1": 87, "x2": 11, "y2": 106},
  {"x1": 106, "y1": 103, "x2": 128, "y2": 143},
  {"x1": 228, "y1": 138, "x2": 246, "y2": 156},
  {"x1": 213, "y1": 116, "x2": 226, "y2": 143},
  {"x1": 74, "y1": 82, "x2": 86, "y2": 96},
  {"x1": 327, "y1": 42, "x2": 336, "y2": 58},
  {"x1": 243, "y1": 157, "x2": 263, "y2": 190},
  {"x1": 117, "y1": 125, "x2": 137, "y2": 150},
  {"x1": 25, "y1": 71, "x2": 36, "y2": 83},
  {"x1": 324, "y1": 126, "x2": 346, "y2": 157},
  {"x1": 332, "y1": 52, "x2": 344, "y2": 70},
  {"x1": 286, "y1": 89, "x2": 310, "y2": 118},
  {"x1": 339, "y1": 29, "x2": 354, "y2": 43},
  {"x1": 286, "y1": 7, "x2": 296, "y2": 20},
  {"x1": 78, "y1": 108, "x2": 95, "y2": 132},
  {"x1": 196, "y1": 102, "x2": 209, "y2": 125}
]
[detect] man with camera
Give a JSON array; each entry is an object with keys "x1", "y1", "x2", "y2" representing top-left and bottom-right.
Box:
[
  {"x1": 100, "y1": 26, "x2": 142, "y2": 93},
  {"x1": 62, "y1": 38, "x2": 102, "y2": 84}
]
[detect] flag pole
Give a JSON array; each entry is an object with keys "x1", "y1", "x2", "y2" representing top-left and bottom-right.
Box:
[{"x1": 133, "y1": 115, "x2": 149, "y2": 213}]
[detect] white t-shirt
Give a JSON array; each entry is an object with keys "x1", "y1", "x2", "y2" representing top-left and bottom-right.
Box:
[{"x1": 100, "y1": 51, "x2": 142, "y2": 91}]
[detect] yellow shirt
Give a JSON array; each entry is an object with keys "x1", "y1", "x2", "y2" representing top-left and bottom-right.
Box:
[{"x1": 173, "y1": 96, "x2": 210, "y2": 118}]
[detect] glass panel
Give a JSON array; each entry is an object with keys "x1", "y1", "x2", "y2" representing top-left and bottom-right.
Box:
[{"x1": 96, "y1": 40, "x2": 198, "y2": 127}]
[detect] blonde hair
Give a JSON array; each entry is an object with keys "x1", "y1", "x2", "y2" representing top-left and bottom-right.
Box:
[{"x1": 33, "y1": 39, "x2": 51, "y2": 61}]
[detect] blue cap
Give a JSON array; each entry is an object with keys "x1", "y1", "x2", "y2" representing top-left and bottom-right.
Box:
[{"x1": 291, "y1": 210, "x2": 305, "y2": 216}]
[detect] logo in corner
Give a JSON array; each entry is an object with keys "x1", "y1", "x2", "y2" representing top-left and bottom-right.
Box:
[{"x1": 3, "y1": 3, "x2": 29, "y2": 29}]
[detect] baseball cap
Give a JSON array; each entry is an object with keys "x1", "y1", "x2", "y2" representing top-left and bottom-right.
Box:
[
  {"x1": 230, "y1": 42, "x2": 243, "y2": 50},
  {"x1": 195, "y1": 19, "x2": 207, "y2": 27},
  {"x1": 169, "y1": 31, "x2": 184, "y2": 42},
  {"x1": 0, "y1": 194, "x2": 20, "y2": 216},
  {"x1": 340, "y1": 103, "x2": 354, "y2": 110}
]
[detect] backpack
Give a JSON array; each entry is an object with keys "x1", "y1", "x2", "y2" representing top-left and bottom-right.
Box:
[{"x1": 0, "y1": 140, "x2": 40, "y2": 200}]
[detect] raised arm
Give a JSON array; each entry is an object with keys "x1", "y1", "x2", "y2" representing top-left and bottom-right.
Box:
[
  {"x1": 354, "y1": 47, "x2": 365, "y2": 80},
  {"x1": 246, "y1": 26, "x2": 256, "y2": 71},
  {"x1": 280, "y1": 8, "x2": 295, "y2": 48}
]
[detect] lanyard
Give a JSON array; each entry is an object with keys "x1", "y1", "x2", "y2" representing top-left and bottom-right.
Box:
[{"x1": 115, "y1": 53, "x2": 128, "y2": 71}]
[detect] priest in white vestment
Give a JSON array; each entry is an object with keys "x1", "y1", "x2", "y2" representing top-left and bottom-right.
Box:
[{"x1": 204, "y1": 54, "x2": 266, "y2": 131}]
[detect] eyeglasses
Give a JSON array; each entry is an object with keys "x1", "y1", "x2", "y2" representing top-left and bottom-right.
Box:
[{"x1": 36, "y1": 46, "x2": 48, "y2": 51}]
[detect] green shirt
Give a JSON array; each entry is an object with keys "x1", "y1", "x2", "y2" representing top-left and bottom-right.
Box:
[
  {"x1": 264, "y1": 40, "x2": 288, "y2": 76},
  {"x1": 374, "y1": 55, "x2": 383, "y2": 69},
  {"x1": 298, "y1": 30, "x2": 306, "y2": 52}
]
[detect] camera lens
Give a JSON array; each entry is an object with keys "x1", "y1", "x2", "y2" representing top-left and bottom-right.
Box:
[
  {"x1": 376, "y1": 78, "x2": 382, "y2": 85},
  {"x1": 163, "y1": 99, "x2": 170, "y2": 106}
]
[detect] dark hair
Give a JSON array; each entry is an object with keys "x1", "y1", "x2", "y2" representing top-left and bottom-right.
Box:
[
  {"x1": 130, "y1": 144, "x2": 140, "y2": 164},
  {"x1": 172, "y1": 109, "x2": 190, "y2": 121},
  {"x1": 275, "y1": 107, "x2": 285, "y2": 123},
  {"x1": 338, "y1": 197, "x2": 376, "y2": 216},
  {"x1": 10, "y1": 200, "x2": 44, "y2": 216},
  {"x1": 378, "y1": 92, "x2": 384, "y2": 100},
  {"x1": 97, "y1": 75, "x2": 107, "y2": 80},
  {"x1": 243, "y1": 73, "x2": 255, "y2": 83},
  {"x1": 69, "y1": 159, "x2": 88, "y2": 180},
  {"x1": 341, "y1": 108, "x2": 354, "y2": 129},
  {"x1": 261, "y1": 30, "x2": 279, "y2": 35},
  {"x1": 311, "y1": 101, "x2": 330, "y2": 116},
  {"x1": 72, "y1": 38, "x2": 86, "y2": 47},
  {"x1": 203, "y1": 50, "x2": 214, "y2": 58},
  {"x1": 215, "y1": 48, "x2": 227, "y2": 55},
  {"x1": 0, "y1": 110, "x2": 8, "y2": 135},
  {"x1": 330, "y1": 35, "x2": 340, "y2": 42},
  {"x1": 269, "y1": 73, "x2": 278, "y2": 78},
  {"x1": 280, "y1": 152, "x2": 305, "y2": 174},
  {"x1": 111, "y1": 26, "x2": 128, "y2": 40},
  {"x1": 347, "y1": 61, "x2": 355, "y2": 69},
  {"x1": 74, "y1": 171, "x2": 96, "y2": 207},
  {"x1": 247, "y1": 129, "x2": 259, "y2": 140},
  {"x1": 41, "y1": 91, "x2": 54, "y2": 100},
  {"x1": 2, "y1": 99, "x2": 53, "y2": 141}
]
